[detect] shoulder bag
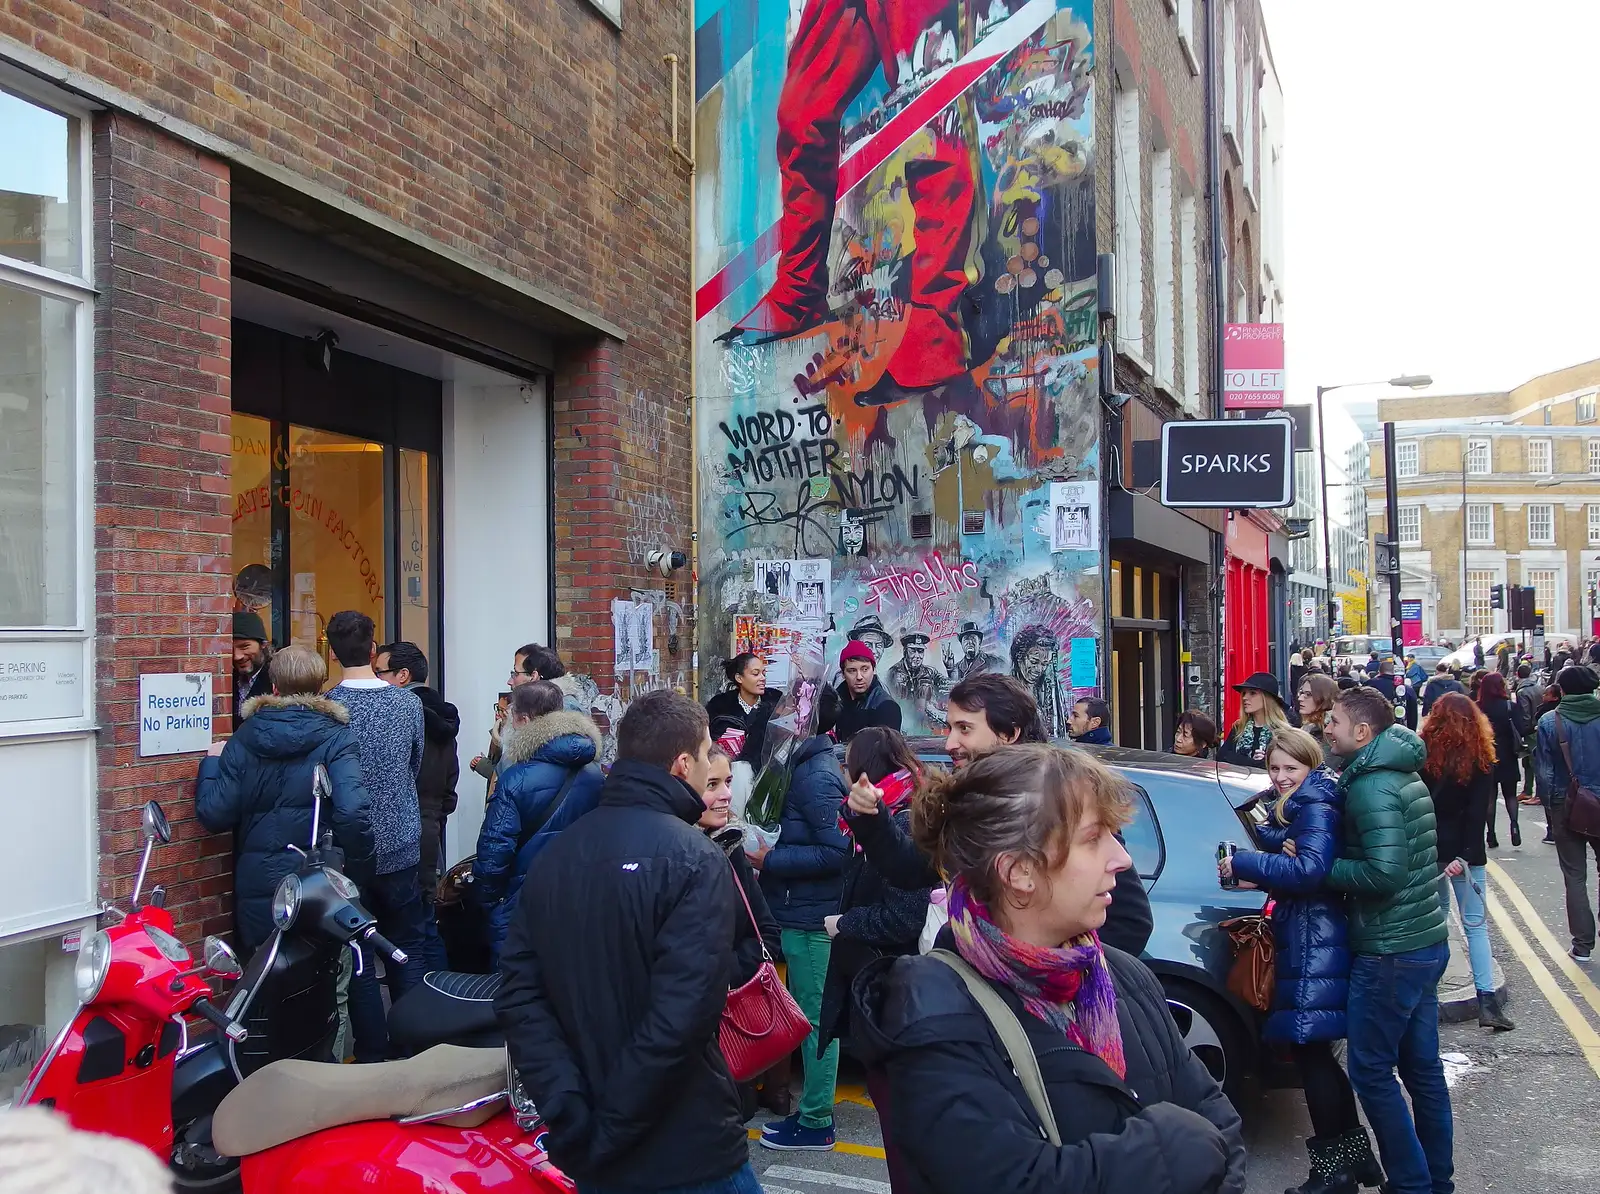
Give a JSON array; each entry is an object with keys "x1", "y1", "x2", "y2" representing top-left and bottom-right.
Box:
[
  {"x1": 1219, "y1": 914, "x2": 1275, "y2": 1012},
  {"x1": 928, "y1": 949, "x2": 1061, "y2": 1146},
  {"x1": 718, "y1": 862, "x2": 812, "y2": 1082},
  {"x1": 1552, "y1": 715, "x2": 1600, "y2": 839}
]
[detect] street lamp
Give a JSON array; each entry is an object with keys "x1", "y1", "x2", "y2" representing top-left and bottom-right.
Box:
[{"x1": 1316, "y1": 375, "x2": 1433, "y2": 640}]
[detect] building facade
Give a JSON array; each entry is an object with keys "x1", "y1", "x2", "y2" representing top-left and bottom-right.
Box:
[
  {"x1": 1366, "y1": 359, "x2": 1600, "y2": 644},
  {"x1": 0, "y1": 0, "x2": 695, "y2": 1059}
]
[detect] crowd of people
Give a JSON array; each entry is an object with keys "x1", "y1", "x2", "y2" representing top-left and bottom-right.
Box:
[{"x1": 192, "y1": 617, "x2": 1600, "y2": 1194}]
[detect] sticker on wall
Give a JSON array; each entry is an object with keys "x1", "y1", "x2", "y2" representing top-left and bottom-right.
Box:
[
  {"x1": 1050, "y1": 481, "x2": 1098, "y2": 553},
  {"x1": 611, "y1": 599, "x2": 656, "y2": 676}
]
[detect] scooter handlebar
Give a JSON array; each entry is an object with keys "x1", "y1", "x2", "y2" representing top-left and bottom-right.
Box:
[
  {"x1": 191, "y1": 996, "x2": 248, "y2": 1043},
  {"x1": 362, "y1": 927, "x2": 408, "y2": 966}
]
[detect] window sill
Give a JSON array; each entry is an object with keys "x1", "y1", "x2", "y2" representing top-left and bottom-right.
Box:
[
  {"x1": 1179, "y1": 36, "x2": 1201, "y2": 77},
  {"x1": 1117, "y1": 344, "x2": 1154, "y2": 379}
]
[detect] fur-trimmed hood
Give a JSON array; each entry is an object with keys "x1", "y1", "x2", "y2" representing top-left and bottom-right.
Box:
[
  {"x1": 239, "y1": 693, "x2": 350, "y2": 723},
  {"x1": 501, "y1": 710, "x2": 604, "y2": 768}
]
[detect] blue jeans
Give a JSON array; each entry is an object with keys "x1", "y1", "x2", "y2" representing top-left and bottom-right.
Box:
[
  {"x1": 349, "y1": 865, "x2": 433, "y2": 1062},
  {"x1": 576, "y1": 1162, "x2": 763, "y2": 1194},
  {"x1": 1347, "y1": 942, "x2": 1454, "y2": 1194},
  {"x1": 1447, "y1": 868, "x2": 1495, "y2": 994}
]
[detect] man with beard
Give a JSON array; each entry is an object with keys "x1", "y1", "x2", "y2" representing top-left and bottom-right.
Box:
[{"x1": 232, "y1": 611, "x2": 273, "y2": 722}]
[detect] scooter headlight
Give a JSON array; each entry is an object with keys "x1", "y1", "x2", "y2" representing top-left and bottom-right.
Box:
[
  {"x1": 74, "y1": 930, "x2": 112, "y2": 1004},
  {"x1": 272, "y1": 872, "x2": 302, "y2": 930}
]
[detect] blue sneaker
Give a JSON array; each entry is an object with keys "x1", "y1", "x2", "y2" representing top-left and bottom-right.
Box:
[{"x1": 759, "y1": 1117, "x2": 835, "y2": 1151}]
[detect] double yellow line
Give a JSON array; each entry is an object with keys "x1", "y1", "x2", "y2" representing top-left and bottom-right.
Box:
[{"x1": 1484, "y1": 858, "x2": 1600, "y2": 1078}]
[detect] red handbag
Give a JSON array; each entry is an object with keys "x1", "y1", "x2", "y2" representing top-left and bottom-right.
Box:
[{"x1": 718, "y1": 864, "x2": 812, "y2": 1082}]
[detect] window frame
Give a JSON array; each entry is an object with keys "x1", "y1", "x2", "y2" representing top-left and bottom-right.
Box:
[
  {"x1": 1466, "y1": 438, "x2": 1491, "y2": 475},
  {"x1": 1395, "y1": 440, "x2": 1420, "y2": 478},
  {"x1": 1527, "y1": 503, "x2": 1556, "y2": 546},
  {"x1": 1528, "y1": 438, "x2": 1553, "y2": 476},
  {"x1": 1121, "y1": 782, "x2": 1166, "y2": 883},
  {"x1": 1579, "y1": 392, "x2": 1597, "y2": 423},
  {"x1": 0, "y1": 72, "x2": 96, "y2": 740},
  {"x1": 1588, "y1": 439, "x2": 1600, "y2": 476},
  {"x1": 1466, "y1": 503, "x2": 1494, "y2": 546},
  {"x1": 1397, "y1": 505, "x2": 1422, "y2": 547},
  {"x1": 1527, "y1": 569, "x2": 1560, "y2": 625},
  {"x1": 1465, "y1": 570, "x2": 1495, "y2": 638}
]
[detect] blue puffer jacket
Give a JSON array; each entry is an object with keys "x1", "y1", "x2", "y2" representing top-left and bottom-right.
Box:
[
  {"x1": 1229, "y1": 767, "x2": 1350, "y2": 1044},
  {"x1": 476, "y1": 711, "x2": 606, "y2": 954},
  {"x1": 195, "y1": 694, "x2": 376, "y2": 956},
  {"x1": 760, "y1": 734, "x2": 850, "y2": 931}
]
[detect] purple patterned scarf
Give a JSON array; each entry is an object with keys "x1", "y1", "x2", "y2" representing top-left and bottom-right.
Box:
[{"x1": 948, "y1": 877, "x2": 1127, "y2": 1080}]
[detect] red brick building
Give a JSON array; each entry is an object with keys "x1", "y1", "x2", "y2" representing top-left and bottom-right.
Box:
[{"x1": 0, "y1": 0, "x2": 694, "y2": 1054}]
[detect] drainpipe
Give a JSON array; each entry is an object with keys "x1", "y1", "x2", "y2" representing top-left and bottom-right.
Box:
[{"x1": 1205, "y1": 0, "x2": 1228, "y2": 715}]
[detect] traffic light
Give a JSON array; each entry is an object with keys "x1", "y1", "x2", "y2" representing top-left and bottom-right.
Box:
[
  {"x1": 1490, "y1": 584, "x2": 1505, "y2": 610},
  {"x1": 1511, "y1": 586, "x2": 1536, "y2": 630}
]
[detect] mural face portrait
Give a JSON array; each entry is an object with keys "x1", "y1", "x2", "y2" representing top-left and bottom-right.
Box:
[
  {"x1": 905, "y1": 643, "x2": 927, "y2": 669},
  {"x1": 1020, "y1": 644, "x2": 1055, "y2": 684}
]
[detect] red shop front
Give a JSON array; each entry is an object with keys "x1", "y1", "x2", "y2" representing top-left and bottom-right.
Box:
[{"x1": 1224, "y1": 513, "x2": 1271, "y2": 727}]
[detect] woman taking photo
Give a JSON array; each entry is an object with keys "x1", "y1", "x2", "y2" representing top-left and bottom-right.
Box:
[
  {"x1": 1220, "y1": 728, "x2": 1383, "y2": 1192},
  {"x1": 1296, "y1": 673, "x2": 1340, "y2": 758},
  {"x1": 1173, "y1": 710, "x2": 1219, "y2": 759},
  {"x1": 852, "y1": 745, "x2": 1246, "y2": 1194},
  {"x1": 705, "y1": 652, "x2": 781, "y2": 763},
  {"x1": 1218, "y1": 672, "x2": 1292, "y2": 768},
  {"x1": 1422, "y1": 693, "x2": 1515, "y2": 1031},
  {"x1": 1476, "y1": 672, "x2": 1526, "y2": 847}
]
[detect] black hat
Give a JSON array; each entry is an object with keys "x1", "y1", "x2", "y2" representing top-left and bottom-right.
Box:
[
  {"x1": 1558, "y1": 666, "x2": 1600, "y2": 696},
  {"x1": 848, "y1": 614, "x2": 893, "y2": 648},
  {"x1": 958, "y1": 621, "x2": 983, "y2": 641},
  {"x1": 1232, "y1": 671, "x2": 1282, "y2": 703},
  {"x1": 900, "y1": 632, "x2": 930, "y2": 648},
  {"x1": 232, "y1": 610, "x2": 267, "y2": 642}
]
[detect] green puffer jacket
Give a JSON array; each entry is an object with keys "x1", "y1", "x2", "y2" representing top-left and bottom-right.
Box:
[{"x1": 1327, "y1": 725, "x2": 1448, "y2": 956}]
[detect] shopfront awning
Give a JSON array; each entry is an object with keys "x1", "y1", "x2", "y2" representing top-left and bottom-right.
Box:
[{"x1": 1108, "y1": 490, "x2": 1214, "y2": 565}]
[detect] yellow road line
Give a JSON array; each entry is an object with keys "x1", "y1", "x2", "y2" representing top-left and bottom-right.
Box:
[
  {"x1": 1485, "y1": 891, "x2": 1600, "y2": 1080},
  {"x1": 746, "y1": 1127, "x2": 887, "y2": 1160},
  {"x1": 1485, "y1": 859, "x2": 1600, "y2": 1022}
]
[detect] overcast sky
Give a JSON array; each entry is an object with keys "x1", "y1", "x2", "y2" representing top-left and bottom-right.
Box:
[{"x1": 1261, "y1": 0, "x2": 1600, "y2": 423}]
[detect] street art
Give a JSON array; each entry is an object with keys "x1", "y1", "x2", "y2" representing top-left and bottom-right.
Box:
[{"x1": 696, "y1": 0, "x2": 1102, "y2": 734}]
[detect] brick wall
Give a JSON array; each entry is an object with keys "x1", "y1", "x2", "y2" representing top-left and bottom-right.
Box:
[{"x1": 93, "y1": 112, "x2": 234, "y2": 938}]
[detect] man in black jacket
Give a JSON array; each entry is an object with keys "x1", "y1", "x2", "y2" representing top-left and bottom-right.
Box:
[
  {"x1": 847, "y1": 673, "x2": 1154, "y2": 957},
  {"x1": 494, "y1": 690, "x2": 753, "y2": 1193},
  {"x1": 377, "y1": 642, "x2": 460, "y2": 907}
]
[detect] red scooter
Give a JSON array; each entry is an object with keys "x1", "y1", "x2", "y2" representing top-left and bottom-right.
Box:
[{"x1": 21, "y1": 791, "x2": 574, "y2": 1194}]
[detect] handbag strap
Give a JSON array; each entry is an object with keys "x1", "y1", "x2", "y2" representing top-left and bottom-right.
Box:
[
  {"x1": 929, "y1": 949, "x2": 1061, "y2": 1147},
  {"x1": 1555, "y1": 714, "x2": 1577, "y2": 780},
  {"x1": 726, "y1": 857, "x2": 774, "y2": 963}
]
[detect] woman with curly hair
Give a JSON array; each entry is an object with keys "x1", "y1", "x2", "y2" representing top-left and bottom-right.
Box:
[{"x1": 1421, "y1": 692, "x2": 1514, "y2": 1031}]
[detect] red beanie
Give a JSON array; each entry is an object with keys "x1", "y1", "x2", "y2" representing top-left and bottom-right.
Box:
[{"x1": 840, "y1": 640, "x2": 876, "y2": 667}]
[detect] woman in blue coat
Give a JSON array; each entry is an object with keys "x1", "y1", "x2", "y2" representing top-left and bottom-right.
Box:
[
  {"x1": 474, "y1": 681, "x2": 605, "y2": 961},
  {"x1": 1220, "y1": 727, "x2": 1381, "y2": 1194}
]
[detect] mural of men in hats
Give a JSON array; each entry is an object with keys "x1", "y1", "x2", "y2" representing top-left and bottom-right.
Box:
[
  {"x1": 887, "y1": 631, "x2": 948, "y2": 710},
  {"x1": 848, "y1": 613, "x2": 895, "y2": 653},
  {"x1": 944, "y1": 621, "x2": 1004, "y2": 682}
]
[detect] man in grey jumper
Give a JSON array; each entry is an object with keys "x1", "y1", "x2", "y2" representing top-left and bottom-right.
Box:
[{"x1": 325, "y1": 610, "x2": 427, "y2": 1061}]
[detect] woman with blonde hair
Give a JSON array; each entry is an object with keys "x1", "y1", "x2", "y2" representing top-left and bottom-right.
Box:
[
  {"x1": 851, "y1": 744, "x2": 1246, "y2": 1194},
  {"x1": 1220, "y1": 727, "x2": 1380, "y2": 1193},
  {"x1": 1218, "y1": 672, "x2": 1293, "y2": 768}
]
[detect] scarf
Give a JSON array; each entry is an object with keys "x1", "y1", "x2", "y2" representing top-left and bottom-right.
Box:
[
  {"x1": 947, "y1": 878, "x2": 1126, "y2": 1080},
  {"x1": 837, "y1": 769, "x2": 915, "y2": 847},
  {"x1": 1557, "y1": 693, "x2": 1600, "y2": 725}
]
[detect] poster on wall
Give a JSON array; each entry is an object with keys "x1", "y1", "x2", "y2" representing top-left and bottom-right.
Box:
[
  {"x1": 1400, "y1": 599, "x2": 1423, "y2": 648},
  {"x1": 611, "y1": 599, "x2": 655, "y2": 675},
  {"x1": 694, "y1": 0, "x2": 1104, "y2": 733}
]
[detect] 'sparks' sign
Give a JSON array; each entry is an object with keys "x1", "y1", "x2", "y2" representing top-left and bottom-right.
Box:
[{"x1": 1160, "y1": 418, "x2": 1294, "y2": 509}]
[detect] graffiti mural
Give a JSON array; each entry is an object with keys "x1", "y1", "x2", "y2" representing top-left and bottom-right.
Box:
[{"x1": 695, "y1": 0, "x2": 1102, "y2": 734}]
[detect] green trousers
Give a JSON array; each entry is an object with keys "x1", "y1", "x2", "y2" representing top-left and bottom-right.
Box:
[{"x1": 780, "y1": 928, "x2": 839, "y2": 1129}]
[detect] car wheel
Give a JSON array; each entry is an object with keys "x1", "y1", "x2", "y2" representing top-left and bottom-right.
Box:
[{"x1": 1161, "y1": 979, "x2": 1251, "y2": 1100}]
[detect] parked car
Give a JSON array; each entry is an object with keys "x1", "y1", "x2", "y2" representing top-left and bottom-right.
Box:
[
  {"x1": 1443, "y1": 633, "x2": 1521, "y2": 671},
  {"x1": 891, "y1": 739, "x2": 1274, "y2": 1096}
]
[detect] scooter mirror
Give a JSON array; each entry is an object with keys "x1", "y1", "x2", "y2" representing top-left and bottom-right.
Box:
[
  {"x1": 142, "y1": 801, "x2": 172, "y2": 845},
  {"x1": 203, "y1": 935, "x2": 243, "y2": 980},
  {"x1": 310, "y1": 764, "x2": 331, "y2": 846}
]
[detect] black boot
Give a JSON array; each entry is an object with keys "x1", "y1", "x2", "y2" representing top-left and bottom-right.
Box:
[
  {"x1": 1285, "y1": 1137, "x2": 1356, "y2": 1194},
  {"x1": 1333, "y1": 1127, "x2": 1387, "y2": 1190},
  {"x1": 1478, "y1": 989, "x2": 1515, "y2": 1031}
]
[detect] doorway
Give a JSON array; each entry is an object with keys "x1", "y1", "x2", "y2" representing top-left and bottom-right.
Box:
[{"x1": 231, "y1": 320, "x2": 442, "y2": 684}]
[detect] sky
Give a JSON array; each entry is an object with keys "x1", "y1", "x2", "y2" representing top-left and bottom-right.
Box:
[{"x1": 1261, "y1": 0, "x2": 1600, "y2": 429}]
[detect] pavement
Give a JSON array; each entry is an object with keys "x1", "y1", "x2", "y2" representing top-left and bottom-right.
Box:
[{"x1": 746, "y1": 802, "x2": 1600, "y2": 1193}]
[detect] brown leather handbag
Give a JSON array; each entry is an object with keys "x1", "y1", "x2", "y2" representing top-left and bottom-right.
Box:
[
  {"x1": 1553, "y1": 716, "x2": 1600, "y2": 839},
  {"x1": 718, "y1": 865, "x2": 812, "y2": 1082},
  {"x1": 1220, "y1": 914, "x2": 1276, "y2": 1012}
]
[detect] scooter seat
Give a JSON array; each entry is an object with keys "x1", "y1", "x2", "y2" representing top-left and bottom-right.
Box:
[
  {"x1": 212, "y1": 1043, "x2": 506, "y2": 1157},
  {"x1": 388, "y1": 970, "x2": 504, "y2": 1054}
]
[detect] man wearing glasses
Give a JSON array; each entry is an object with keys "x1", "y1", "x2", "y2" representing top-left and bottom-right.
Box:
[{"x1": 472, "y1": 643, "x2": 568, "y2": 785}]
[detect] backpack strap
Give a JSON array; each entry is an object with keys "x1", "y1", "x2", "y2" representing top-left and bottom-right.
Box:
[{"x1": 928, "y1": 949, "x2": 1061, "y2": 1146}]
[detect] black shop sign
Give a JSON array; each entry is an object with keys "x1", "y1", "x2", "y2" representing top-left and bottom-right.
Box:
[{"x1": 1160, "y1": 418, "x2": 1294, "y2": 509}]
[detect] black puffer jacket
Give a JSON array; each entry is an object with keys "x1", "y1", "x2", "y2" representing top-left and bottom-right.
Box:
[
  {"x1": 852, "y1": 934, "x2": 1247, "y2": 1194},
  {"x1": 846, "y1": 807, "x2": 1154, "y2": 956},
  {"x1": 411, "y1": 684, "x2": 460, "y2": 892},
  {"x1": 834, "y1": 677, "x2": 904, "y2": 742},
  {"x1": 195, "y1": 695, "x2": 376, "y2": 955},
  {"x1": 494, "y1": 760, "x2": 747, "y2": 1191},
  {"x1": 760, "y1": 734, "x2": 850, "y2": 931}
]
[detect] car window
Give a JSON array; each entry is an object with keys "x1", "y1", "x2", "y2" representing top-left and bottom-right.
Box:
[{"x1": 1121, "y1": 784, "x2": 1164, "y2": 882}]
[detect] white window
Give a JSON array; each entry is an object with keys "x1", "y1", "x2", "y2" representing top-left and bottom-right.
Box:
[
  {"x1": 1177, "y1": 0, "x2": 1200, "y2": 73},
  {"x1": 1580, "y1": 393, "x2": 1597, "y2": 423},
  {"x1": 1527, "y1": 504, "x2": 1555, "y2": 545},
  {"x1": 1151, "y1": 149, "x2": 1175, "y2": 389},
  {"x1": 1179, "y1": 191, "x2": 1200, "y2": 413},
  {"x1": 1527, "y1": 569, "x2": 1559, "y2": 623},
  {"x1": 1588, "y1": 439, "x2": 1600, "y2": 475},
  {"x1": 1529, "y1": 438, "x2": 1553, "y2": 475},
  {"x1": 0, "y1": 84, "x2": 89, "y2": 632},
  {"x1": 1466, "y1": 438, "x2": 1491, "y2": 475},
  {"x1": 1113, "y1": 79, "x2": 1144, "y2": 359},
  {"x1": 1397, "y1": 506, "x2": 1422, "y2": 546},
  {"x1": 1586, "y1": 569, "x2": 1600, "y2": 619},
  {"x1": 1395, "y1": 441, "x2": 1420, "y2": 478},
  {"x1": 1466, "y1": 570, "x2": 1495, "y2": 638},
  {"x1": 1588, "y1": 504, "x2": 1600, "y2": 546},
  {"x1": 1467, "y1": 503, "x2": 1494, "y2": 545}
]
